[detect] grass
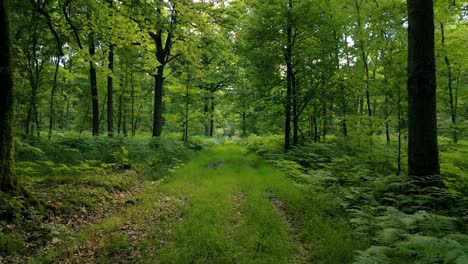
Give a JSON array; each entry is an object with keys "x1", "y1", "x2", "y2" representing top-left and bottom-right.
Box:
[{"x1": 31, "y1": 144, "x2": 365, "y2": 263}]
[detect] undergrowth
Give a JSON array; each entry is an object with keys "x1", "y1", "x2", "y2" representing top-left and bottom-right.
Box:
[
  {"x1": 245, "y1": 134, "x2": 468, "y2": 263},
  {"x1": 0, "y1": 133, "x2": 212, "y2": 261}
]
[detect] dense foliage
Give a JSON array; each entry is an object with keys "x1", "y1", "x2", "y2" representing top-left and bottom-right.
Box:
[
  {"x1": 245, "y1": 135, "x2": 468, "y2": 263},
  {"x1": 1, "y1": 0, "x2": 467, "y2": 262}
]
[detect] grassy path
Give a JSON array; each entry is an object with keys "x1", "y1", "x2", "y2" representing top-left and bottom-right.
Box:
[{"x1": 34, "y1": 145, "x2": 361, "y2": 263}]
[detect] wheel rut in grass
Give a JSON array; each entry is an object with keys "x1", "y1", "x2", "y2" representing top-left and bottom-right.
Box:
[
  {"x1": 35, "y1": 144, "x2": 359, "y2": 263},
  {"x1": 267, "y1": 189, "x2": 311, "y2": 264}
]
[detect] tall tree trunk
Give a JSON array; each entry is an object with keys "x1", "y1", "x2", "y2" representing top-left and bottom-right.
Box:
[
  {"x1": 89, "y1": 32, "x2": 99, "y2": 136},
  {"x1": 340, "y1": 82, "x2": 348, "y2": 137},
  {"x1": 440, "y1": 23, "x2": 457, "y2": 143},
  {"x1": 48, "y1": 57, "x2": 60, "y2": 139},
  {"x1": 34, "y1": 107, "x2": 40, "y2": 138},
  {"x1": 241, "y1": 81, "x2": 247, "y2": 138},
  {"x1": 209, "y1": 94, "x2": 215, "y2": 137},
  {"x1": 107, "y1": 45, "x2": 114, "y2": 137},
  {"x1": 63, "y1": 59, "x2": 72, "y2": 131},
  {"x1": 183, "y1": 65, "x2": 190, "y2": 142},
  {"x1": 407, "y1": 0, "x2": 441, "y2": 184},
  {"x1": 284, "y1": 0, "x2": 293, "y2": 150},
  {"x1": 397, "y1": 84, "x2": 402, "y2": 175},
  {"x1": 313, "y1": 104, "x2": 319, "y2": 143},
  {"x1": 152, "y1": 66, "x2": 164, "y2": 137},
  {"x1": 25, "y1": 20, "x2": 41, "y2": 139},
  {"x1": 354, "y1": 0, "x2": 372, "y2": 117},
  {"x1": 123, "y1": 111, "x2": 127, "y2": 137},
  {"x1": 0, "y1": 0, "x2": 18, "y2": 192},
  {"x1": 149, "y1": 6, "x2": 176, "y2": 137},
  {"x1": 385, "y1": 94, "x2": 391, "y2": 145},
  {"x1": 322, "y1": 101, "x2": 327, "y2": 141},
  {"x1": 117, "y1": 73, "x2": 127, "y2": 137},
  {"x1": 292, "y1": 73, "x2": 299, "y2": 145},
  {"x1": 204, "y1": 95, "x2": 210, "y2": 136},
  {"x1": 131, "y1": 71, "x2": 136, "y2": 137}
]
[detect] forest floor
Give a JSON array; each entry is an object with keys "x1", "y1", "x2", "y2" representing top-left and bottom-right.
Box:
[{"x1": 28, "y1": 144, "x2": 359, "y2": 263}]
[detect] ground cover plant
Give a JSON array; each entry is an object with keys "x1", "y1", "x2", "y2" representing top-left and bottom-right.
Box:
[{"x1": 246, "y1": 135, "x2": 468, "y2": 263}]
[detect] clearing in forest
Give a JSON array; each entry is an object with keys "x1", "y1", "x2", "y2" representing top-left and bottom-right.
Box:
[{"x1": 36, "y1": 145, "x2": 358, "y2": 263}]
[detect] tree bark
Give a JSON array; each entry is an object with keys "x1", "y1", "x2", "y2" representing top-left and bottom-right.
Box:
[
  {"x1": 204, "y1": 95, "x2": 210, "y2": 136},
  {"x1": 354, "y1": 0, "x2": 372, "y2": 118},
  {"x1": 397, "y1": 84, "x2": 402, "y2": 175},
  {"x1": 183, "y1": 65, "x2": 190, "y2": 142},
  {"x1": 313, "y1": 103, "x2": 319, "y2": 143},
  {"x1": 407, "y1": 0, "x2": 441, "y2": 183},
  {"x1": 292, "y1": 72, "x2": 298, "y2": 145},
  {"x1": 440, "y1": 23, "x2": 457, "y2": 143},
  {"x1": 210, "y1": 94, "x2": 215, "y2": 137},
  {"x1": 25, "y1": 18, "x2": 41, "y2": 139},
  {"x1": 89, "y1": 32, "x2": 99, "y2": 136},
  {"x1": 241, "y1": 83, "x2": 247, "y2": 138},
  {"x1": 131, "y1": 71, "x2": 135, "y2": 137},
  {"x1": 284, "y1": 0, "x2": 293, "y2": 150},
  {"x1": 340, "y1": 82, "x2": 348, "y2": 137},
  {"x1": 152, "y1": 67, "x2": 164, "y2": 137},
  {"x1": 107, "y1": 45, "x2": 114, "y2": 137},
  {"x1": 149, "y1": 5, "x2": 176, "y2": 137},
  {"x1": 0, "y1": 0, "x2": 18, "y2": 192},
  {"x1": 322, "y1": 101, "x2": 327, "y2": 141},
  {"x1": 48, "y1": 57, "x2": 60, "y2": 139}
]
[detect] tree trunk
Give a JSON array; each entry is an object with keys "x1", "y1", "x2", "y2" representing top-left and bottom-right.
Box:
[
  {"x1": 149, "y1": 16, "x2": 175, "y2": 137},
  {"x1": 107, "y1": 45, "x2": 114, "y2": 137},
  {"x1": 25, "y1": 21, "x2": 41, "y2": 139},
  {"x1": 292, "y1": 72, "x2": 298, "y2": 146},
  {"x1": 340, "y1": 82, "x2": 348, "y2": 137},
  {"x1": 322, "y1": 101, "x2": 327, "y2": 141},
  {"x1": 241, "y1": 82, "x2": 247, "y2": 138},
  {"x1": 407, "y1": 0, "x2": 441, "y2": 184},
  {"x1": 48, "y1": 57, "x2": 61, "y2": 139},
  {"x1": 131, "y1": 71, "x2": 135, "y2": 137},
  {"x1": 354, "y1": 0, "x2": 372, "y2": 118},
  {"x1": 183, "y1": 66, "x2": 190, "y2": 142},
  {"x1": 209, "y1": 94, "x2": 215, "y2": 137},
  {"x1": 313, "y1": 104, "x2": 319, "y2": 143},
  {"x1": 123, "y1": 111, "x2": 127, "y2": 137},
  {"x1": 284, "y1": 0, "x2": 293, "y2": 150},
  {"x1": 204, "y1": 95, "x2": 210, "y2": 136},
  {"x1": 152, "y1": 66, "x2": 164, "y2": 137},
  {"x1": 397, "y1": 84, "x2": 402, "y2": 175},
  {"x1": 440, "y1": 23, "x2": 457, "y2": 143},
  {"x1": 89, "y1": 32, "x2": 99, "y2": 136},
  {"x1": 385, "y1": 95, "x2": 391, "y2": 145},
  {"x1": 0, "y1": 0, "x2": 18, "y2": 192}
]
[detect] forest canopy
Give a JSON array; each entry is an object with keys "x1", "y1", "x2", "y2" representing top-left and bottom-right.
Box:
[{"x1": 2, "y1": 0, "x2": 467, "y2": 145}]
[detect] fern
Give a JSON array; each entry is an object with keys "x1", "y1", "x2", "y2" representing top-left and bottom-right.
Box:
[{"x1": 354, "y1": 246, "x2": 393, "y2": 264}]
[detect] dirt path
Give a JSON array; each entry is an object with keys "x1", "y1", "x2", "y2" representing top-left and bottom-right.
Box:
[{"x1": 31, "y1": 145, "x2": 355, "y2": 263}]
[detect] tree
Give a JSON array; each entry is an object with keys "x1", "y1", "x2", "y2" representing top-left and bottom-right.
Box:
[
  {"x1": 62, "y1": 0, "x2": 100, "y2": 136},
  {"x1": 406, "y1": 0, "x2": 441, "y2": 184},
  {"x1": 0, "y1": 0, "x2": 18, "y2": 192}
]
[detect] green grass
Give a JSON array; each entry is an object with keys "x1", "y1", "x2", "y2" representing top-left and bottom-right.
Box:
[{"x1": 29, "y1": 144, "x2": 364, "y2": 263}]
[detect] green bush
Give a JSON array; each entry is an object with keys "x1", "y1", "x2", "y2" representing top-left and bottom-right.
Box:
[
  {"x1": 246, "y1": 135, "x2": 468, "y2": 264},
  {"x1": 0, "y1": 231, "x2": 25, "y2": 256}
]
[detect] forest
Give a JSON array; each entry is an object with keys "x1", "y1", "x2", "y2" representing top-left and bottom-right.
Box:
[{"x1": 1, "y1": 0, "x2": 468, "y2": 263}]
